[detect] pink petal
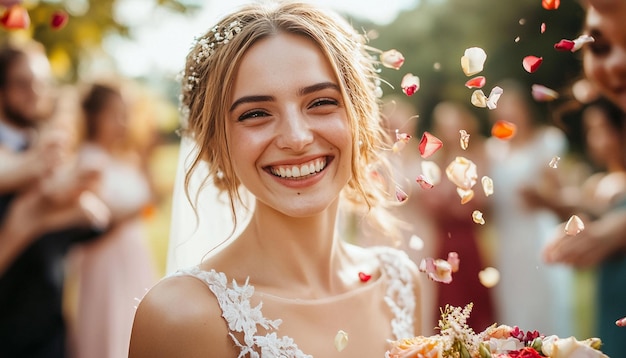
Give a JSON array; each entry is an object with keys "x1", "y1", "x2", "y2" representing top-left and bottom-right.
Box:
[
  {"x1": 554, "y1": 39, "x2": 575, "y2": 52},
  {"x1": 447, "y1": 252, "x2": 460, "y2": 272},
  {"x1": 416, "y1": 174, "x2": 434, "y2": 189},
  {"x1": 418, "y1": 131, "x2": 443, "y2": 158},
  {"x1": 565, "y1": 215, "x2": 585, "y2": 236},
  {"x1": 465, "y1": 76, "x2": 486, "y2": 89},
  {"x1": 380, "y1": 49, "x2": 405, "y2": 70},
  {"x1": 401, "y1": 73, "x2": 420, "y2": 96},
  {"x1": 522, "y1": 56, "x2": 543, "y2": 73},
  {"x1": 540, "y1": 22, "x2": 546, "y2": 34},
  {"x1": 531, "y1": 84, "x2": 559, "y2": 102},
  {"x1": 395, "y1": 186, "x2": 408, "y2": 202},
  {"x1": 392, "y1": 131, "x2": 411, "y2": 153},
  {"x1": 419, "y1": 257, "x2": 453, "y2": 284}
]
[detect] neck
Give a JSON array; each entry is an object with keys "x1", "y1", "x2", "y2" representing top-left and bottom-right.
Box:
[{"x1": 239, "y1": 199, "x2": 349, "y2": 296}]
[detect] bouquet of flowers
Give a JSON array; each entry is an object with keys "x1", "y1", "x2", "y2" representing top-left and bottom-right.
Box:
[{"x1": 386, "y1": 304, "x2": 609, "y2": 358}]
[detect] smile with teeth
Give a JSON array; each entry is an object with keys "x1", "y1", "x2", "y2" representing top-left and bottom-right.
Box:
[{"x1": 268, "y1": 157, "x2": 328, "y2": 179}]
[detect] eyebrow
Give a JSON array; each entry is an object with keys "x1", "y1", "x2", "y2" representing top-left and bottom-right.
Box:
[{"x1": 229, "y1": 81, "x2": 340, "y2": 112}]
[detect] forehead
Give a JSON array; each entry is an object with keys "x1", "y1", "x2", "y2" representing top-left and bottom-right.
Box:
[
  {"x1": 585, "y1": 2, "x2": 626, "y2": 35},
  {"x1": 7, "y1": 51, "x2": 50, "y2": 81},
  {"x1": 231, "y1": 33, "x2": 336, "y2": 96}
]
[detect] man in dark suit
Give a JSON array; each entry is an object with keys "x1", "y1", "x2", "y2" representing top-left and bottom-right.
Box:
[{"x1": 0, "y1": 41, "x2": 110, "y2": 358}]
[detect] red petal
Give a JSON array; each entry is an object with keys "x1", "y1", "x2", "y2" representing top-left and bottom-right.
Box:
[
  {"x1": 491, "y1": 120, "x2": 517, "y2": 140},
  {"x1": 403, "y1": 84, "x2": 417, "y2": 96},
  {"x1": 0, "y1": 5, "x2": 30, "y2": 29},
  {"x1": 465, "y1": 76, "x2": 486, "y2": 89},
  {"x1": 542, "y1": 0, "x2": 560, "y2": 10},
  {"x1": 554, "y1": 39, "x2": 575, "y2": 51},
  {"x1": 50, "y1": 10, "x2": 68, "y2": 30},
  {"x1": 522, "y1": 56, "x2": 543, "y2": 73},
  {"x1": 418, "y1": 131, "x2": 443, "y2": 158},
  {"x1": 358, "y1": 272, "x2": 372, "y2": 282}
]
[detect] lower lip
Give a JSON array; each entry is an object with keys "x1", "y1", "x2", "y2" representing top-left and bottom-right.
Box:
[{"x1": 267, "y1": 159, "x2": 331, "y2": 189}]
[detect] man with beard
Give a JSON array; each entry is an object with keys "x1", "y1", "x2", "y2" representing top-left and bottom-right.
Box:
[{"x1": 0, "y1": 41, "x2": 110, "y2": 358}]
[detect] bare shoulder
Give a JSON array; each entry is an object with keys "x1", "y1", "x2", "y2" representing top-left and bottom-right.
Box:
[{"x1": 129, "y1": 275, "x2": 234, "y2": 358}]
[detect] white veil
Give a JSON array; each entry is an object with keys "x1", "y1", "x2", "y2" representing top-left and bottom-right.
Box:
[{"x1": 165, "y1": 135, "x2": 253, "y2": 274}]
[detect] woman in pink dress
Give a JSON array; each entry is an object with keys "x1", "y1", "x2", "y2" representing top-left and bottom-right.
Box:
[{"x1": 70, "y1": 83, "x2": 158, "y2": 358}]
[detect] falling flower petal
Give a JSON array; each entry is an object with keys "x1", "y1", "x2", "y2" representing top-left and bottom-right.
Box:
[
  {"x1": 358, "y1": 272, "x2": 372, "y2": 282},
  {"x1": 522, "y1": 56, "x2": 543, "y2": 73},
  {"x1": 446, "y1": 156, "x2": 478, "y2": 190},
  {"x1": 334, "y1": 330, "x2": 349, "y2": 352},
  {"x1": 380, "y1": 49, "x2": 405, "y2": 70},
  {"x1": 479, "y1": 267, "x2": 500, "y2": 288},
  {"x1": 532, "y1": 84, "x2": 559, "y2": 102},
  {"x1": 572, "y1": 34, "x2": 595, "y2": 52},
  {"x1": 471, "y1": 90, "x2": 488, "y2": 108},
  {"x1": 459, "y1": 130, "x2": 470, "y2": 150},
  {"x1": 418, "y1": 131, "x2": 443, "y2": 158},
  {"x1": 565, "y1": 215, "x2": 585, "y2": 236},
  {"x1": 542, "y1": 0, "x2": 560, "y2": 10},
  {"x1": 401, "y1": 73, "x2": 420, "y2": 96},
  {"x1": 519, "y1": 18, "x2": 526, "y2": 25},
  {"x1": 540, "y1": 22, "x2": 546, "y2": 34},
  {"x1": 554, "y1": 39, "x2": 575, "y2": 52},
  {"x1": 465, "y1": 76, "x2": 486, "y2": 89},
  {"x1": 0, "y1": 5, "x2": 29, "y2": 29},
  {"x1": 491, "y1": 120, "x2": 517, "y2": 140},
  {"x1": 515, "y1": 36, "x2": 521, "y2": 43},
  {"x1": 421, "y1": 160, "x2": 442, "y2": 185},
  {"x1": 392, "y1": 130, "x2": 411, "y2": 153},
  {"x1": 549, "y1": 156, "x2": 561, "y2": 168},
  {"x1": 457, "y1": 188, "x2": 475, "y2": 204},
  {"x1": 472, "y1": 210, "x2": 486, "y2": 225},
  {"x1": 395, "y1": 186, "x2": 408, "y2": 202},
  {"x1": 409, "y1": 235, "x2": 424, "y2": 251},
  {"x1": 460, "y1": 47, "x2": 487, "y2": 76},
  {"x1": 486, "y1": 86, "x2": 504, "y2": 109},
  {"x1": 419, "y1": 253, "x2": 459, "y2": 284},
  {"x1": 448, "y1": 252, "x2": 460, "y2": 272},
  {"x1": 50, "y1": 10, "x2": 68, "y2": 30},
  {"x1": 481, "y1": 176, "x2": 494, "y2": 196},
  {"x1": 616, "y1": 317, "x2": 626, "y2": 327},
  {"x1": 416, "y1": 174, "x2": 435, "y2": 190},
  {"x1": 433, "y1": 62, "x2": 441, "y2": 71}
]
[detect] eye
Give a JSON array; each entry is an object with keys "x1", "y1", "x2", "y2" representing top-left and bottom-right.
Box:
[
  {"x1": 587, "y1": 39, "x2": 611, "y2": 56},
  {"x1": 309, "y1": 98, "x2": 339, "y2": 109},
  {"x1": 238, "y1": 110, "x2": 269, "y2": 122}
]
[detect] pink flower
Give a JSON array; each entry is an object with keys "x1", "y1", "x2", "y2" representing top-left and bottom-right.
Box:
[{"x1": 381, "y1": 49, "x2": 405, "y2": 70}]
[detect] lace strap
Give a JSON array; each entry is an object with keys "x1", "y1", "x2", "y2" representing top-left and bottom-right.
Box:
[
  {"x1": 375, "y1": 247, "x2": 416, "y2": 340},
  {"x1": 172, "y1": 268, "x2": 312, "y2": 358}
]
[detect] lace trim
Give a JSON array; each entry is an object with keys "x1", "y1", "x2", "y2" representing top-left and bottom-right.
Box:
[
  {"x1": 373, "y1": 246, "x2": 416, "y2": 340},
  {"x1": 173, "y1": 246, "x2": 415, "y2": 356},
  {"x1": 172, "y1": 268, "x2": 311, "y2": 358}
]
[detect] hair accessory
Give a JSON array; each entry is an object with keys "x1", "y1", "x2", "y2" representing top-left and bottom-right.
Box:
[{"x1": 179, "y1": 20, "x2": 242, "y2": 125}]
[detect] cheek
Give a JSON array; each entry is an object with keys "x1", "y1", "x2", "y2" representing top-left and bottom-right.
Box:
[{"x1": 583, "y1": 55, "x2": 606, "y2": 89}]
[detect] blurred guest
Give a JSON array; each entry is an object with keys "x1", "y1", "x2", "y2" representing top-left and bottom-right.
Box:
[
  {"x1": 69, "y1": 82, "x2": 158, "y2": 358},
  {"x1": 543, "y1": 1, "x2": 626, "y2": 355},
  {"x1": 0, "y1": 41, "x2": 110, "y2": 358},
  {"x1": 419, "y1": 100, "x2": 495, "y2": 331},
  {"x1": 487, "y1": 80, "x2": 574, "y2": 337}
]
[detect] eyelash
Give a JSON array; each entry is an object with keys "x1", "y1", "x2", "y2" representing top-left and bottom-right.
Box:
[
  {"x1": 309, "y1": 98, "x2": 339, "y2": 108},
  {"x1": 238, "y1": 110, "x2": 268, "y2": 122},
  {"x1": 588, "y1": 40, "x2": 610, "y2": 56}
]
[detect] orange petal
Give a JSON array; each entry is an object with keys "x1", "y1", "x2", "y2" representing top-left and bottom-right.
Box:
[
  {"x1": 542, "y1": 0, "x2": 560, "y2": 10},
  {"x1": 1, "y1": 5, "x2": 30, "y2": 29},
  {"x1": 457, "y1": 188, "x2": 475, "y2": 204},
  {"x1": 523, "y1": 56, "x2": 543, "y2": 73},
  {"x1": 491, "y1": 120, "x2": 517, "y2": 140},
  {"x1": 418, "y1": 131, "x2": 443, "y2": 158}
]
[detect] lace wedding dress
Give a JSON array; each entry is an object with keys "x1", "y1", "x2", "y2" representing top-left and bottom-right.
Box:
[{"x1": 172, "y1": 246, "x2": 417, "y2": 357}]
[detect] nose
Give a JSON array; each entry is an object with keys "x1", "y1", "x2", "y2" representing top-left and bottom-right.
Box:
[{"x1": 275, "y1": 109, "x2": 314, "y2": 152}]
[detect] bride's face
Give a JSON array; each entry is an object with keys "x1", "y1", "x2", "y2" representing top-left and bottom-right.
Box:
[{"x1": 225, "y1": 32, "x2": 352, "y2": 217}]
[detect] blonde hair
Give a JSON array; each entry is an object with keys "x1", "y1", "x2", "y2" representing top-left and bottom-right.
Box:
[{"x1": 181, "y1": 1, "x2": 400, "y2": 239}]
